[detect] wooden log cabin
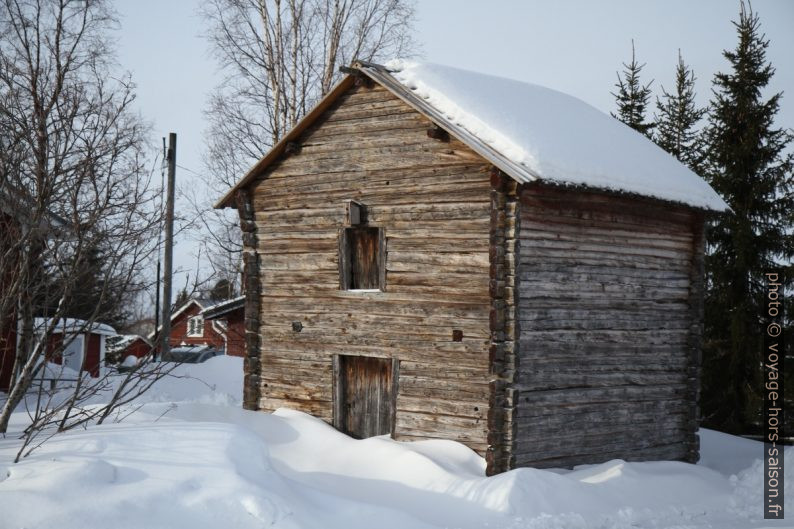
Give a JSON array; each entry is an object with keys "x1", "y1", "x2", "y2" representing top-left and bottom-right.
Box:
[{"x1": 215, "y1": 60, "x2": 728, "y2": 474}]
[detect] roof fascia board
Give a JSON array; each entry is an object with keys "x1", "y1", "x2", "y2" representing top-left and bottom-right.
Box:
[
  {"x1": 352, "y1": 61, "x2": 540, "y2": 185},
  {"x1": 214, "y1": 75, "x2": 357, "y2": 209}
]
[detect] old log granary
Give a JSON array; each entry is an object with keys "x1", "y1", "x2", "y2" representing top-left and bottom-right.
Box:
[{"x1": 216, "y1": 60, "x2": 728, "y2": 474}]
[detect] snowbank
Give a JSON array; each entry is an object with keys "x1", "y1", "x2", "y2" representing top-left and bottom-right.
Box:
[
  {"x1": 384, "y1": 60, "x2": 728, "y2": 212},
  {"x1": 0, "y1": 355, "x2": 789, "y2": 529}
]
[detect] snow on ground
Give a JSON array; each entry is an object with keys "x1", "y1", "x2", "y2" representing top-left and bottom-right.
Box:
[
  {"x1": 383, "y1": 60, "x2": 728, "y2": 212},
  {"x1": 1, "y1": 356, "x2": 791, "y2": 529}
]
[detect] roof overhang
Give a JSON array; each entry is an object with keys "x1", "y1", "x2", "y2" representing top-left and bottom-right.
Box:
[
  {"x1": 202, "y1": 296, "x2": 245, "y2": 320},
  {"x1": 214, "y1": 60, "x2": 724, "y2": 213},
  {"x1": 214, "y1": 75, "x2": 358, "y2": 208},
  {"x1": 214, "y1": 61, "x2": 544, "y2": 210}
]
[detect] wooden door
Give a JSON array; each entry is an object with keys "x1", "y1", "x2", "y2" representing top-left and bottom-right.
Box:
[{"x1": 334, "y1": 355, "x2": 396, "y2": 439}]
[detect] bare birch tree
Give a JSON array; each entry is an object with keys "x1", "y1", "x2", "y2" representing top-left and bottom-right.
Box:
[
  {"x1": 196, "y1": 0, "x2": 416, "y2": 284},
  {"x1": 0, "y1": 0, "x2": 161, "y2": 434}
]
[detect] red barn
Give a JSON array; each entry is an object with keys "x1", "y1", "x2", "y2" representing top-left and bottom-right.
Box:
[
  {"x1": 0, "y1": 320, "x2": 14, "y2": 391},
  {"x1": 1, "y1": 200, "x2": 22, "y2": 391}
]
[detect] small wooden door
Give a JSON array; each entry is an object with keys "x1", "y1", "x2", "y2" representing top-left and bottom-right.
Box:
[{"x1": 334, "y1": 355, "x2": 396, "y2": 439}]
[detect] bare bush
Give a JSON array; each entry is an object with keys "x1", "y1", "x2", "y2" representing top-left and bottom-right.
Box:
[{"x1": 0, "y1": 0, "x2": 161, "y2": 435}]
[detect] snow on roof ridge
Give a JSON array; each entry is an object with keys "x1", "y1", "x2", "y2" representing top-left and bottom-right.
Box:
[
  {"x1": 202, "y1": 295, "x2": 245, "y2": 315},
  {"x1": 33, "y1": 317, "x2": 116, "y2": 336},
  {"x1": 382, "y1": 59, "x2": 728, "y2": 212},
  {"x1": 385, "y1": 59, "x2": 539, "y2": 171}
]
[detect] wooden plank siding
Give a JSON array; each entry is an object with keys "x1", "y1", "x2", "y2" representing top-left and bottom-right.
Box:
[
  {"x1": 238, "y1": 78, "x2": 706, "y2": 471},
  {"x1": 513, "y1": 185, "x2": 701, "y2": 468},
  {"x1": 249, "y1": 83, "x2": 494, "y2": 453}
]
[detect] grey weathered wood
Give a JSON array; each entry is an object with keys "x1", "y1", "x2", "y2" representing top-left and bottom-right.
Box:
[
  {"x1": 229, "y1": 76, "x2": 709, "y2": 473},
  {"x1": 247, "y1": 82, "x2": 493, "y2": 452},
  {"x1": 345, "y1": 199, "x2": 364, "y2": 225},
  {"x1": 513, "y1": 185, "x2": 700, "y2": 469},
  {"x1": 336, "y1": 355, "x2": 395, "y2": 438}
]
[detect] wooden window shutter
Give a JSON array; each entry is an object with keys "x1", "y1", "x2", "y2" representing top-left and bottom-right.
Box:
[{"x1": 339, "y1": 227, "x2": 384, "y2": 290}]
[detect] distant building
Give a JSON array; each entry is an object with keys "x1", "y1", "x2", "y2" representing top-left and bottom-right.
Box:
[
  {"x1": 144, "y1": 297, "x2": 244, "y2": 360},
  {"x1": 107, "y1": 334, "x2": 152, "y2": 363},
  {"x1": 37, "y1": 318, "x2": 116, "y2": 378},
  {"x1": 0, "y1": 186, "x2": 66, "y2": 391},
  {"x1": 202, "y1": 296, "x2": 245, "y2": 358}
]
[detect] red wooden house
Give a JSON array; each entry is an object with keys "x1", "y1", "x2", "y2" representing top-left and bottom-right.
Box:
[
  {"x1": 202, "y1": 296, "x2": 245, "y2": 358},
  {"x1": 108, "y1": 334, "x2": 153, "y2": 363},
  {"x1": 1, "y1": 185, "x2": 66, "y2": 391},
  {"x1": 141, "y1": 298, "x2": 242, "y2": 359}
]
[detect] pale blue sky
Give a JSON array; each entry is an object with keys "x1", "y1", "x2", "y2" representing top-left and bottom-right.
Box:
[{"x1": 114, "y1": 0, "x2": 794, "y2": 292}]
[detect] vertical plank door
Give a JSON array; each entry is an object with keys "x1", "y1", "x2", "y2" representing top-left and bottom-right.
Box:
[{"x1": 335, "y1": 355, "x2": 395, "y2": 438}]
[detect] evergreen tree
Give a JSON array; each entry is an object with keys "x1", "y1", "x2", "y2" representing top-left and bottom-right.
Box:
[
  {"x1": 701, "y1": 2, "x2": 794, "y2": 433},
  {"x1": 174, "y1": 287, "x2": 190, "y2": 310},
  {"x1": 654, "y1": 51, "x2": 706, "y2": 171},
  {"x1": 209, "y1": 278, "x2": 235, "y2": 301},
  {"x1": 611, "y1": 41, "x2": 655, "y2": 137},
  {"x1": 61, "y1": 240, "x2": 132, "y2": 329}
]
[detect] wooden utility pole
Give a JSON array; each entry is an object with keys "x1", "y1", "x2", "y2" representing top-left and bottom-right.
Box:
[{"x1": 160, "y1": 133, "x2": 176, "y2": 361}]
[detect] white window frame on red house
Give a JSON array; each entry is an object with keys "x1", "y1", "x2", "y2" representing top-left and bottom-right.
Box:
[{"x1": 187, "y1": 315, "x2": 204, "y2": 337}]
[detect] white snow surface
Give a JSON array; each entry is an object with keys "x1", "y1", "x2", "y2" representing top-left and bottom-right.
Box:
[
  {"x1": 384, "y1": 60, "x2": 728, "y2": 212},
  {"x1": 1, "y1": 355, "x2": 789, "y2": 528}
]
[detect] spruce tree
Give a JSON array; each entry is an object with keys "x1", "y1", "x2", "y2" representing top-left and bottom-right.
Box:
[
  {"x1": 654, "y1": 51, "x2": 706, "y2": 171},
  {"x1": 174, "y1": 287, "x2": 190, "y2": 309},
  {"x1": 701, "y1": 2, "x2": 794, "y2": 433},
  {"x1": 60, "y1": 240, "x2": 131, "y2": 329},
  {"x1": 611, "y1": 41, "x2": 655, "y2": 138}
]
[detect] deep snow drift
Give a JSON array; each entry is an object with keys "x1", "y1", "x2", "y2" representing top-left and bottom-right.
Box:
[{"x1": 0, "y1": 356, "x2": 790, "y2": 529}]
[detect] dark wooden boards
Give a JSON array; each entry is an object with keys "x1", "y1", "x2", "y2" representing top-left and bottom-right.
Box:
[
  {"x1": 513, "y1": 185, "x2": 700, "y2": 469},
  {"x1": 333, "y1": 355, "x2": 396, "y2": 438}
]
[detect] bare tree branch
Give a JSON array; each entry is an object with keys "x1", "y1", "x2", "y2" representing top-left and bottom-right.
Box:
[{"x1": 193, "y1": 0, "x2": 417, "y2": 286}]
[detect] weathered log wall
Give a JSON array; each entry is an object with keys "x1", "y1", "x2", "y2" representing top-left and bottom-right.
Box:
[
  {"x1": 236, "y1": 189, "x2": 263, "y2": 411},
  {"x1": 249, "y1": 83, "x2": 494, "y2": 453},
  {"x1": 514, "y1": 185, "x2": 701, "y2": 468}
]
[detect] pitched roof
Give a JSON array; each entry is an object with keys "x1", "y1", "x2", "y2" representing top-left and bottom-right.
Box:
[
  {"x1": 202, "y1": 296, "x2": 245, "y2": 320},
  {"x1": 216, "y1": 60, "x2": 727, "y2": 212},
  {"x1": 146, "y1": 298, "x2": 213, "y2": 340},
  {"x1": 33, "y1": 317, "x2": 117, "y2": 336}
]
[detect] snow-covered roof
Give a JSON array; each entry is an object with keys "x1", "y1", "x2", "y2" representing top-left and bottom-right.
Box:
[
  {"x1": 377, "y1": 60, "x2": 728, "y2": 211},
  {"x1": 0, "y1": 184, "x2": 69, "y2": 228},
  {"x1": 216, "y1": 60, "x2": 727, "y2": 212},
  {"x1": 33, "y1": 317, "x2": 116, "y2": 336},
  {"x1": 202, "y1": 295, "x2": 245, "y2": 320},
  {"x1": 105, "y1": 334, "x2": 150, "y2": 352}
]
